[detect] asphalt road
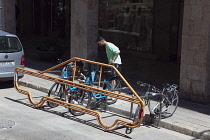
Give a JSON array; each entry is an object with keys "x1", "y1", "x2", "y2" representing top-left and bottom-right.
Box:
[{"x1": 0, "y1": 83, "x2": 193, "y2": 140}]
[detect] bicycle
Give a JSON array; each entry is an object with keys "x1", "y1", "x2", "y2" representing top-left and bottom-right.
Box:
[
  {"x1": 137, "y1": 81, "x2": 179, "y2": 119},
  {"x1": 47, "y1": 60, "x2": 86, "y2": 116},
  {"x1": 101, "y1": 70, "x2": 122, "y2": 105},
  {"x1": 86, "y1": 63, "x2": 122, "y2": 105},
  {"x1": 75, "y1": 69, "x2": 108, "y2": 112},
  {"x1": 67, "y1": 68, "x2": 105, "y2": 112},
  {"x1": 126, "y1": 81, "x2": 179, "y2": 134},
  {"x1": 48, "y1": 60, "x2": 122, "y2": 115},
  {"x1": 75, "y1": 68, "x2": 122, "y2": 112}
]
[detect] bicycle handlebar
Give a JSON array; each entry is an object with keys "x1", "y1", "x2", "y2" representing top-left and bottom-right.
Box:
[
  {"x1": 137, "y1": 81, "x2": 178, "y2": 93},
  {"x1": 137, "y1": 81, "x2": 161, "y2": 93},
  {"x1": 165, "y1": 84, "x2": 178, "y2": 92}
]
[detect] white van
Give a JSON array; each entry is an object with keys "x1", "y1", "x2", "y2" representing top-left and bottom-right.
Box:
[{"x1": 0, "y1": 30, "x2": 24, "y2": 81}]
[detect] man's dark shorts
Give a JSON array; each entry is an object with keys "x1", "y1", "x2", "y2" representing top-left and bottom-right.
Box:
[{"x1": 110, "y1": 63, "x2": 122, "y2": 79}]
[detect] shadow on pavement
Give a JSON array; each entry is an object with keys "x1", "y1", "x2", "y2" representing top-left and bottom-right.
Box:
[
  {"x1": 191, "y1": 130, "x2": 210, "y2": 140},
  {"x1": 0, "y1": 81, "x2": 14, "y2": 89},
  {"x1": 5, "y1": 96, "x2": 132, "y2": 139},
  {"x1": 178, "y1": 99, "x2": 210, "y2": 116}
]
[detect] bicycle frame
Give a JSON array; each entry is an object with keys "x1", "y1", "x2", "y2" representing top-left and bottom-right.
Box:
[
  {"x1": 136, "y1": 82, "x2": 177, "y2": 127},
  {"x1": 62, "y1": 67, "x2": 77, "y2": 92},
  {"x1": 14, "y1": 57, "x2": 145, "y2": 133},
  {"x1": 86, "y1": 70, "x2": 120, "y2": 100},
  {"x1": 86, "y1": 76, "x2": 106, "y2": 99},
  {"x1": 147, "y1": 89, "x2": 165, "y2": 127}
]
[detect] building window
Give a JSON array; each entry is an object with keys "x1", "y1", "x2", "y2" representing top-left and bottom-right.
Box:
[
  {"x1": 0, "y1": 0, "x2": 2, "y2": 29},
  {"x1": 99, "y1": 0, "x2": 153, "y2": 52}
]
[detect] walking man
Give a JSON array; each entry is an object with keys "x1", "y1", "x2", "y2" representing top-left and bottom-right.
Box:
[{"x1": 97, "y1": 37, "x2": 122, "y2": 87}]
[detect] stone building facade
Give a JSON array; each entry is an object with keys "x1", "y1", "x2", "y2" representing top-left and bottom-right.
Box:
[
  {"x1": 0, "y1": 0, "x2": 16, "y2": 33},
  {"x1": 180, "y1": 0, "x2": 210, "y2": 104},
  {"x1": 0, "y1": 0, "x2": 210, "y2": 104}
]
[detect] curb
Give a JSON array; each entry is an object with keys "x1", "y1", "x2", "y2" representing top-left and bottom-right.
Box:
[{"x1": 18, "y1": 81, "x2": 209, "y2": 139}]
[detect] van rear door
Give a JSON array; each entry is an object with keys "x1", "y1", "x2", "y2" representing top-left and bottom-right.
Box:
[{"x1": 0, "y1": 36, "x2": 24, "y2": 78}]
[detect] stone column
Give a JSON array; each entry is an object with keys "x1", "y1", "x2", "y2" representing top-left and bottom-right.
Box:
[
  {"x1": 3, "y1": 0, "x2": 16, "y2": 33},
  {"x1": 70, "y1": 0, "x2": 98, "y2": 61},
  {"x1": 180, "y1": 0, "x2": 210, "y2": 104}
]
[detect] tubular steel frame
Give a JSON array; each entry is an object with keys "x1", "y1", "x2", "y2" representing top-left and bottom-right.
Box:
[{"x1": 14, "y1": 57, "x2": 145, "y2": 131}]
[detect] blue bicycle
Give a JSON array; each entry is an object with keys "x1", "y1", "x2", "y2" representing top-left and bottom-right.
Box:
[
  {"x1": 82, "y1": 69, "x2": 122, "y2": 111},
  {"x1": 101, "y1": 70, "x2": 122, "y2": 105},
  {"x1": 48, "y1": 60, "x2": 122, "y2": 114},
  {"x1": 47, "y1": 60, "x2": 86, "y2": 116}
]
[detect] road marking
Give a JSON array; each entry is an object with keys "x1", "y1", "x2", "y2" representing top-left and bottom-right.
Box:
[
  {"x1": 0, "y1": 90, "x2": 12, "y2": 93},
  {"x1": 129, "y1": 127, "x2": 156, "y2": 136}
]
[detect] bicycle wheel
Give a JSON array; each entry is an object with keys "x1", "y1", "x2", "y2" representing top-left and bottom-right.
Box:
[
  {"x1": 85, "y1": 90, "x2": 105, "y2": 111},
  {"x1": 86, "y1": 91, "x2": 93, "y2": 109},
  {"x1": 148, "y1": 90, "x2": 179, "y2": 118},
  {"x1": 68, "y1": 89, "x2": 87, "y2": 116},
  {"x1": 106, "y1": 79, "x2": 121, "y2": 105},
  {"x1": 161, "y1": 90, "x2": 179, "y2": 118},
  {"x1": 47, "y1": 83, "x2": 64, "y2": 108}
]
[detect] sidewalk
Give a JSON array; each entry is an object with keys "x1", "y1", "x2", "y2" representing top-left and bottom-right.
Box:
[{"x1": 18, "y1": 35, "x2": 210, "y2": 139}]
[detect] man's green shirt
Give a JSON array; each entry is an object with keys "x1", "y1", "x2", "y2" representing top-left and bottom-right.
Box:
[{"x1": 105, "y1": 42, "x2": 122, "y2": 64}]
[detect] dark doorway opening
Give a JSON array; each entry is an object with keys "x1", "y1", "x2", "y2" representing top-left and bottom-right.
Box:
[{"x1": 16, "y1": 0, "x2": 70, "y2": 38}]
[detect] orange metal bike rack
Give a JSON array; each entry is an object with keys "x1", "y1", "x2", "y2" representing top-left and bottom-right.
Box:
[{"x1": 14, "y1": 57, "x2": 145, "y2": 132}]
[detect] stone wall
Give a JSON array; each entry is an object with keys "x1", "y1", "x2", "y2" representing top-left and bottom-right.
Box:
[
  {"x1": 2, "y1": 0, "x2": 16, "y2": 33},
  {"x1": 180, "y1": 0, "x2": 210, "y2": 104}
]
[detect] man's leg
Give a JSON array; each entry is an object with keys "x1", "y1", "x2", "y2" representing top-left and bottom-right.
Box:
[
  {"x1": 112, "y1": 79, "x2": 116, "y2": 88},
  {"x1": 111, "y1": 64, "x2": 121, "y2": 88},
  {"x1": 65, "y1": 85, "x2": 69, "y2": 102}
]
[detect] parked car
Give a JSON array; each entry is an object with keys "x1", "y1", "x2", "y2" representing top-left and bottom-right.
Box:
[{"x1": 0, "y1": 30, "x2": 24, "y2": 81}]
